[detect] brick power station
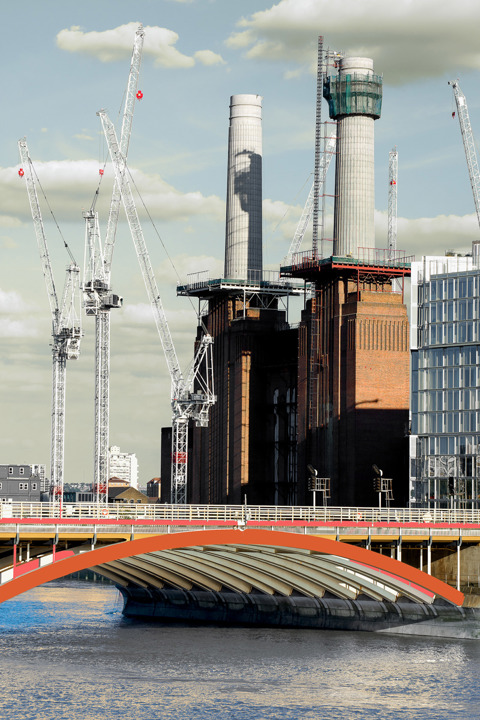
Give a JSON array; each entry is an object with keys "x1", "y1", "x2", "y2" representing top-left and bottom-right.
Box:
[{"x1": 166, "y1": 55, "x2": 412, "y2": 508}]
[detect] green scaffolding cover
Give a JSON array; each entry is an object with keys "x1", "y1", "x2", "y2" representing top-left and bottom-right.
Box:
[{"x1": 324, "y1": 73, "x2": 383, "y2": 119}]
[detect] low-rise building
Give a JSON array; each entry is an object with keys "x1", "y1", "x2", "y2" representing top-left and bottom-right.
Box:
[{"x1": 0, "y1": 464, "x2": 42, "y2": 502}]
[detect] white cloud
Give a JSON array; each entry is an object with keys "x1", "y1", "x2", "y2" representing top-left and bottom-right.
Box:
[
  {"x1": 0, "y1": 216, "x2": 22, "y2": 228},
  {"x1": 1, "y1": 160, "x2": 224, "y2": 224},
  {"x1": 375, "y1": 209, "x2": 479, "y2": 257},
  {"x1": 0, "y1": 288, "x2": 29, "y2": 314},
  {"x1": 157, "y1": 253, "x2": 224, "y2": 285},
  {"x1": 0, "y1": 318, "x2": 38, "y2": 338},
  {"x1": 194, "y1": 50, "x2": 226, "y2": 67},
  {"x1": 227, "y1": 0, "x2": 480, "y2": 85},
  {"x1": 56, "y1": 22, "x2": 224, "y2": 70},
  {"x1": 0, "y1": 290, "x2": 39, "y2": 337}
]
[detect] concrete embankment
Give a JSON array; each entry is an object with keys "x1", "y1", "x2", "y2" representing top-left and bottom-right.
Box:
[{"x1": 119, "y1": 587, "x2": 480, "y2": 639}]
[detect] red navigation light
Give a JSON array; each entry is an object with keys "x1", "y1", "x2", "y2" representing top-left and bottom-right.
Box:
[
  {"x1": 18, "y1": 168, "x2": 24, "y2": 177},
  {"x1": 136, "y1": 90, "x2": 143, "y2": 100},
  {"x1": 99, "y1": 169, "x2": 104, "y2": 176}
]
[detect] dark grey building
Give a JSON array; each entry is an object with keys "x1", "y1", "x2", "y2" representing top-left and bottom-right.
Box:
[{"x1": 0, "y1": 465, "x2": 42, "y2": 502}]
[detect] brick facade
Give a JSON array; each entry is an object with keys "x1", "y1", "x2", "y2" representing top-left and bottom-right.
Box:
[{"x1": 297, "y1": 270, "x2": 410, "y2": 507}]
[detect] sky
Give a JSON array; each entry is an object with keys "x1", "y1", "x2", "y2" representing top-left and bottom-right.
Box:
[{"x1": 2, "y1": 0, "x2": 480, "y2": 489}]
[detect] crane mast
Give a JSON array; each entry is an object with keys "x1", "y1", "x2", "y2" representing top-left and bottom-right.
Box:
[
  {"x1": 18, "y1": 139, "x2": 83, "y2": 508},
  {"x1": 98, "y1": 109, "x2": 215, "y2": 503},
  {"x1": 449, "y1": 79, "x2": 480, "y2": 230},
  {"x1": 83, "y1": 24, "x2": 144, "y2": 503},
  {"x1": 388, "y1": 147, "x2": 398, "y2": 255},
  {"x1": 284, "y1": 135, "x2": 336, "y2": 265}
]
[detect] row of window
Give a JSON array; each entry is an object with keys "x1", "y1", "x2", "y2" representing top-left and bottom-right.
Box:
[
  {"x1": 415, "y1": 410, "x2": 479, "y2": 434},
  {"x1": 7, "y1": 467, "x2": 25, "y2": 475},
  {"x1": 424, "y1": 321, "x2": 479, "y2": 346},
  {"x1": 418, "y1": 434, "x2": 479, "y2": 456},
  {"x1": 0, "y1": 482, "x2": 37, "y2": 491},
  {"x1": 412, "y1": 389, "x2": 480, "y2": 412},
  {"x1": 414, "y1": 455, "x2": 478, "y2": 478},
  {"x1": 417, "y1": 301, "x2": 478, "y2": 326},
  {"x1": 418, "y1": 274, "x2": 478, "y2": 302},
  {"x1": 414, "y1": 346, "x2": 478, "y2": 369},
  {"x1": 410, "y1": 476, "x2": 480, "y2": 507},
  {"x1": 413, "y1": 366, "x2": 480, "y2": 391}
]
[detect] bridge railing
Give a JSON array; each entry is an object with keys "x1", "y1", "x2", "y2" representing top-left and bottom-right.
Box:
[{"x1": 1, "y1": 502, "x2": 480, "y2": 525}]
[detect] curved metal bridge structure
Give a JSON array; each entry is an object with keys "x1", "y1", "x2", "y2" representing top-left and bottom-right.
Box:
[
  {"x1": 3, "y1": 504, "x2": 480, "y2": 634},
  {"x1": 0, "y1": 517, "x2": 466, "y2": 612}
]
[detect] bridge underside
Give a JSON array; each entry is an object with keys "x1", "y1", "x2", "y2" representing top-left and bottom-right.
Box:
[
  {"x1": 0, "y1": 528, "x2": 463, "y2": 612},
  {"x1": 95, "y1": 542, "x2": 443, "y2": 606}
]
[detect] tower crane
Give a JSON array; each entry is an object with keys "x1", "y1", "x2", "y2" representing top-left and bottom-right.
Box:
[
  {"x1": 83, "y1": 24, "x2": 144, "y2": 503},
  {"x1": 18, "y1": 139, "x2": 83, "y2": 509},
  {"x1": 449, "y1": 80, "x2": 480, "y2": 230},
  {"x1": 388, "y1": 147, "x2": 398, "y2": 255},
  {"x1": 98, "y1": 109, "x2": 215, "y2": 504},
  {"x1": 283, "y1": 135, "x2": 336, "y2": 265}
]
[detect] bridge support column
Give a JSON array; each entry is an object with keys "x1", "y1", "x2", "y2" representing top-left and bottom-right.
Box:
[
  {"x1": 427, "y1": 534, "x2": 432, "y2": 575},
  {"x1": 456, "y1": 533, "x2": 463, "y2": 591}
]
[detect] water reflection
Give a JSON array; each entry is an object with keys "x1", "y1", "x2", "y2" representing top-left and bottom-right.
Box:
[{"x1": 0, "y1": 580, "x2": 479, "y2": 720}]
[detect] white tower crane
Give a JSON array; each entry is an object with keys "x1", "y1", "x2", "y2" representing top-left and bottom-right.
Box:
[
  {"x1": 18, "y1": 139, "x2": 83, "y2": 509},
  {"x1": 83, "y1": 24, "x2": 144, "y2": 503},
  {"x1": 283, "y1": 135, "x2": 336, "y2": 265},
  {"x1": 98, "y1": 109, "x2": 215, "y2": 504},
  {"x1": 449, "y1": 79, "x2": 480, "y2": 230},
  {"x1": 388, "y1": 147, "x2": 398, "y2": 255}
]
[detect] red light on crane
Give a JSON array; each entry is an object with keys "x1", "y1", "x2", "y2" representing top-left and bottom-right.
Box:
[
  {"x1": 390, "y1": 180, "x2": 396, "y2": 185},
  {"x1": 99, "y1": 169, "x2": 104, "y2": 176},
  {"x1": 18, "y1": 168, "x2": 24, "y2": 177},
  {"x1": 136, "y1": 90, "x2": 143, "y2": 100}
]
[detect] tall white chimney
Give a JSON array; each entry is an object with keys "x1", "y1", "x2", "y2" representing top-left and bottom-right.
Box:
[
  {"x1": 224, "y1": 94, "x2": 263, "y2": 282},
  {"x1": 324, "y1": 57, "x2": 383, "y2": 257}
]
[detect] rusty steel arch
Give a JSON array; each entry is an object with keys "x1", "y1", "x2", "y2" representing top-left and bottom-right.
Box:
[{"x1": 0, "y1": 529, "x2": 464, "y2": 607}]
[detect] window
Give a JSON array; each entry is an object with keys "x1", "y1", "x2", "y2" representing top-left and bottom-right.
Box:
[
  {"x1": 19, "y1": 483, "x2": 28, "y2": 491},
  {"x1": 32, "y1": 483, "x2": 37, "y2": 491},
  {"x1": 8, "y1": 467, "x2": 13, "y2": 475},
  {"x1": 19, "y1": 467, "x2": 24, "y2": 475},
  {"x1": 0, "y1": 483, "x2": 2, "y2": 490}
]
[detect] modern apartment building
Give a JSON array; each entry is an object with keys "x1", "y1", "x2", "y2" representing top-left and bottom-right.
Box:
[
  {"x1": 410, "y1": 243, "x2": 480, "y2": 508},
  {"x1": 108, "y1": 446, "x2": 139, "y2": 489}
]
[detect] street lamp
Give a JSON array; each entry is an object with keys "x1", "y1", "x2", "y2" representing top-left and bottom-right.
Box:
[{"x1": 307, "y1": 465, "x2": 330, "y2": 508}]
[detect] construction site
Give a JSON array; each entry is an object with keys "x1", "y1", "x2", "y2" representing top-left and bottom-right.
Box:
[
  {"x1": 166, "y1": 43, "x2": 413, "y2": 508},
  {"x1": 22, "y1": 28, "x2": 480, "y2": 512},
  {"x1": 16, "y1": 29, "x2": 419, "y2": 510}
]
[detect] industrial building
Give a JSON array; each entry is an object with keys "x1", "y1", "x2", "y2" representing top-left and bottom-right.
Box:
[
  {"x1": 174, "y1": 95, "x2": 302, "y2": 505},
  {"x1": 282, "y1": 56, "x2": 411, "y2": 507},
  {"x1": 166, "y1": 55, "x2": 412, "y2": 507},
  {"x1": 410, "y1": 244, "x2": 480, "y2": 509}
]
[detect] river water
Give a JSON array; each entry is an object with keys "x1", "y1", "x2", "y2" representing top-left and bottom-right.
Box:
[{"x1": 0, "y1": 578, "x2": 479, "y2": 720}]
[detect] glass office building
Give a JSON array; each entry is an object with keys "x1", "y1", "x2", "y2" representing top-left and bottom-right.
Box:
[{"x1": 410, "y1": 244, "x2": 480, "y2": 508}]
